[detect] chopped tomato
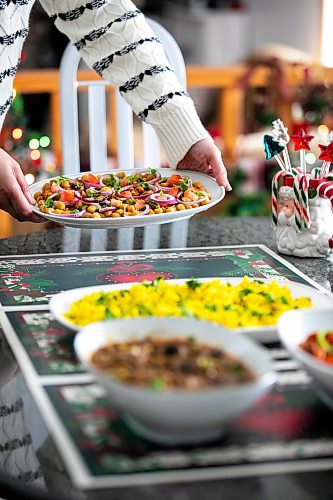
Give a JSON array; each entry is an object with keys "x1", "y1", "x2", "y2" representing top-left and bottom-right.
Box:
[
  {"x1": 87, "y1": 173, "x2": 99, "y2": 184},
  {"x1": 50, "y1": 183, "x2": 59, "y2": 194},
  {"x1": 167, "y1": 174, "x2": 182, "y2": 186},
  {"x1": 134, "y1": 200, "x2": 145, "y2": 210},
  {"x1": 120, "y1": 178, "x2": 129, "y2": 187},
  {"x1": 121, "y1": 191, "x2": 132, "y2": 198},
  {"x1": 168, "y1": 187, "x2": 179, "y2": 197},
  {"x1": 59, "y1": 190, "x2": 75, "y2": 203}
]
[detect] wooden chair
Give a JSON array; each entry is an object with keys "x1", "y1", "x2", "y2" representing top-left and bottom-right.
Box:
[{"x1": 60, "y1": 18, "x2": 190, "y2": 252}]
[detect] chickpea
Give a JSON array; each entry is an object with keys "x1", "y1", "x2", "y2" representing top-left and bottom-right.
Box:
[
  {"x1": 34, "y1": 191, "x2": 42, "y2": 200},
  {"x1": 87, "y1": 205, "x2": 97, "y2": 214},
  {"x1": 154, "y1": 208, "x2": 163, "y2": 214},
  {"x1": 116, "y1": 209, "x2": 124, "y2": 214},
  {"x1": 193, "y1": 181, "x2": 203, "y2": 188},
  {"x1": 61, "y1": 181, "x2": 70, "y2": 189},
  {"x1": 148, "y1": 210, "x2": 154, "y2": 215},
  {"x1": 81, "y1": 174, "x2": 89, "y2": 182},
  {"x1": 76, "y1": 201, "x2": 83, "y2": 210},
  {"x1": 54, "y1": 201, "x2": 66, "y2": 211},
  {"x1": 111, "y1": 212, "x2": 121, "y2": 218},
  {"x1": 192, "y1": 203, "x2": 199, "y2": 208},
  {"x1": 201, "y1": 200, "x2": 209, "y2": 205},
  {"x1": 166, "y1": 206, "x2": 176, "y2": 212},
  {"x1": 176, "y1": 204, "x2": 185, "y2": 211},
  {"x1": 117, "y1": 171, "x2": 125, "y2": 178},
  {"x1": 111, "y1": 199, "x2": 121, "y2": 207},
  {"x1": 128, "y1": 205, "x2": 135, "y2": 212},
  {"x1": 103, "y1": 211, "x2": 113, "y2": 217},
  {"x1": 92, "y1": 212, "x2": 101, "y2": 218}
]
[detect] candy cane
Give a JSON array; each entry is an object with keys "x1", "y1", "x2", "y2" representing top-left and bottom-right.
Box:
[
  {"x1": 300, "y1": 174, "x2": 311, "y2": 229},
  {"x1": 293, "y1": 173, "x2": 311, "y2": 231},
  {"x1": 293, "y1": 174, "x2": 304, "y2": 232},
  {"x1": 318, "y1": 180, "x2": 333, "y2": 206},
  {"x1": 271, "y1": 170, "x2": 294, "y2": 225}
]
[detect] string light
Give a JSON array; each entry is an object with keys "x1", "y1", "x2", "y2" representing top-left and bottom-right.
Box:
[
  {"x1": 29, "y1": 138, "x2": 39, "y2": 150},
  {"x1": 25, "y1": 173, "x2": 35, "y2": 185},
  {"x1": 12, "y1": 128, "x2": 23, "y2": 140},
  {"x1": 318, "y1": 124, "x2": 329, "y2": 136},
  {"x1": 30, "y1": 149, "x2": 41, "y2": 161},
  {"x1": 39, "y1": 135, "x2": 50, "y2": 148},
  {"x1": 305, "y1": 153, "x2": 316, "y2": 165}
]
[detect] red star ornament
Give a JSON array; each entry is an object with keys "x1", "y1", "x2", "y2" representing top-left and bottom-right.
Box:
[
  {"x1": 290, "y1": 128, "x2": 314, "y2": 151},
  {"x1": 318, "y1": 142, "x2": 333, "y2": 162}
]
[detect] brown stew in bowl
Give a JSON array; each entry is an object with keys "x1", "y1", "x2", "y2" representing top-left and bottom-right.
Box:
[{"x1": 90, "y1": 336, "x2": 256, "y2": 391}]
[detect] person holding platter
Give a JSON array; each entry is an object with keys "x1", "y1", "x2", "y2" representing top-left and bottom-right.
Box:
[{"x1": 0, "y1": 0, "x2": 231, "y2": 223}]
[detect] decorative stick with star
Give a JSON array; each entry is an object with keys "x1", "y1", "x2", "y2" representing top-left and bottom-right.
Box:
[
  {"x1": 263, "y1": 134, "x2": 286, "y2": 170},
  {"x1": 272, "y1": 119, "x2": 292, "y2": 171},
  {"x1": 290, "y1": 128, "x2": 314, "y2": 173},
  {"x1": 319, "y1": 131, "x2": 333, "y2": 177}
]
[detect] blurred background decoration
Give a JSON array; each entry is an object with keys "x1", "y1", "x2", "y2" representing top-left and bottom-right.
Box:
[{"x1": 1, "y1": 0, "x2": 333, "y2": 237}]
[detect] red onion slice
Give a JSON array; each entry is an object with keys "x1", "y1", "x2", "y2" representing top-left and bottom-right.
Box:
[
  {"x1": 82, "y1": 180, "x2": 103, "y2": 189},
  {"x1": 50, "y1": 209, "x2": 86, "y2": 218},
  {"x1": 148, "y1": 193, "x2": 178, "y2": 206},
  {"x1": 99, "y1": 206, "x2": 117, "y2": 213},
  {"x1": 138, "y1": 204, "x2": 150, "y2": 216},
  {"x1": 123, "y1": 203, "x2": 150, "y2": 217},
  {"x1": 118, "y1": 184, "x2": 134, "y2": 193},
  {"x1": 99, "y1": 174, "x2": 119, "y2": 187},
  {"x1": 135, "y1": 169, "x2": 161, "y2": 184},
  {"x1": 177, "y1": 192, "x2": 209, "y2": 205}
]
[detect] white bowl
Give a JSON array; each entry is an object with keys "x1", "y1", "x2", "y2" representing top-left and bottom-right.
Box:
[
  {"x1": 74, "y1": 317, "x2": 276, "y2": 445},
  {"x1": 278, "y1": 308, "x2": 333, "y2": 407}
]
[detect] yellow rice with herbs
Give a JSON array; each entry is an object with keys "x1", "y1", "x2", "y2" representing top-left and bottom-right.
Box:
[{"x1": 64, "y1": 276, "x2": 312, "y2": 329}]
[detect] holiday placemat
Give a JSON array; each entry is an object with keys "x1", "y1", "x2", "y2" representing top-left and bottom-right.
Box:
[
  {"x1": 33, "y1": 353, "x2": 333, "y2": 488},
  {"x1": 0, "y1": 245, "x2": 325, "y2": 307},
  {"x1": 1, "y1": 245, "x2": 332, "y2": 489}
]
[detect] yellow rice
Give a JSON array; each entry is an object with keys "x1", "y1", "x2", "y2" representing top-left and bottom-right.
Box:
[{"x1": 64, "y1": 276, "x2": 312, "y2": 329}]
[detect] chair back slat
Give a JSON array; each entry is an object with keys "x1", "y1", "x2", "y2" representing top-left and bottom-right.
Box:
[
  {"x1": 116, "y1": 94, "x2": 135, "y2": 170},
  {"x1": 88, "y1": 86, "x2": 107, "y2": 171},
  {"x1": 60, "y1": 44, "x2": 81, "y2": 175}
]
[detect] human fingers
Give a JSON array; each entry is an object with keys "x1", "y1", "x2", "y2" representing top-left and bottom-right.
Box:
[
  {"x1": 209, "y1": 149, "x2": 232, "y2": 191},
  {"x1": 13, "y1": 162, "x2": 35, "y2": 204},
  {"x1": 6, "y1": 179, "x2": 42, "y2": 222}
]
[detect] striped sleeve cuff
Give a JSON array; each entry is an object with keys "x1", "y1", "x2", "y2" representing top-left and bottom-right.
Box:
[{"x1": 152, "y1": 100, "x2": 211, "y2": 168}]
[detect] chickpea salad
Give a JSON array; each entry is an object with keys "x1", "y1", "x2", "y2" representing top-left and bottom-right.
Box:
[{"x1": 33, "y1": 169, "x2": 212, "y2": 219}]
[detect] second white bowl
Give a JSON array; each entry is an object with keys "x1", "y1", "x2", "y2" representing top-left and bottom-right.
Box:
[{"x1": 74, "y1": 317, "x2": 276, "y2": 445}]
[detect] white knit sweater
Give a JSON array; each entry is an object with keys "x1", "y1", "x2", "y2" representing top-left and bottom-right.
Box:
[{"x1": 0, "y1": 0, "x2": 210, "y2": 167}]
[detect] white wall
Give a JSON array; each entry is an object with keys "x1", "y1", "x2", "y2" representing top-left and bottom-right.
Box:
[
  {"x1": 157, "y1": 0, "x2": 322, "y2": 65},
  {"x1": 246, "y1": 0, "x2": 321, "y2": 58}
]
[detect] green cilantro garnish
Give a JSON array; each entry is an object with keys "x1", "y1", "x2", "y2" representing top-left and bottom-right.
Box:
[
  {"x1": 205, "y1": 303, "x2": 216, "y2": 312},
  {"x1": 128, "y1": 199, "x2": 136, "y2": 205},
  {"x1": 186, "y1": 279, "x2": 201, "y2": 290},
  {"x1": 105, "y1": 308, "x2": 115, "y2": 319},
  {"x1": 44, "y1": 197, "x2": 55, "y2": 208},
  {"x1": 180, "y1": 177, "x2": 190, "y2": 192},
  {"x1": 138, "y1": 304, "x2": 152, "y2": 316}
]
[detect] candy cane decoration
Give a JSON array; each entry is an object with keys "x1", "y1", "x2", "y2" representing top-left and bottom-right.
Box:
[
  {"x1": 318, "y1": 180, "x2": 333, "y2": 206},
  {"x1": 293, "y1": 174, "x2": 304, "y2": 232},
  {"x1": 300, "y1": 174, "x2": 311, "y2": 229},
  {"x1": 271, "y1": 170, "x2": 294, "y2": 225}
]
